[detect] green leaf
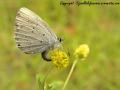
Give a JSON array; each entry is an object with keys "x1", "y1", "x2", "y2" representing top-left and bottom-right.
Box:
[
  {"x1": 36, "y1": 73, "x2": 46, "y2": 90},
  {"x1": 47, "y1": 81, "x2": 63, "y2": 90}
]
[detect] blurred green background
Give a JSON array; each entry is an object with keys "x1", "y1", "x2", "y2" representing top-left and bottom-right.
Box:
[{"x1": 0, "y1": 0, "x2": 120, "y2": 90}]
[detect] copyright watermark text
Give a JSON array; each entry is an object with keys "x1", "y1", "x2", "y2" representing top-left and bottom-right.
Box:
[{"x1": 60, "y1": 0, "x2": 120, "y2": 6}]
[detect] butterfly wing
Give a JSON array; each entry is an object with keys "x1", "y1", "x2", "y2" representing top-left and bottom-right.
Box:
[{"x1": 15, "y1": 7, "x2": 58, "y2": 54}]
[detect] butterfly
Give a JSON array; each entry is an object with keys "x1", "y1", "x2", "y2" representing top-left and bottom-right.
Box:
[{"x1": 14, "y1": 7, "x2": 62, "y2": 61}]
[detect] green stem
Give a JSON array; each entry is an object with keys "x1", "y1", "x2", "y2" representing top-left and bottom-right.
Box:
[
  {"x1": 44, "y1": 66, "x2": 53, "y2": 90},
  {"x1": 37, "y1": 66, "x2": 53, "y2": 90},
  {"x1": 62, "y1": 59, "x2": 78, "y2": 90}
]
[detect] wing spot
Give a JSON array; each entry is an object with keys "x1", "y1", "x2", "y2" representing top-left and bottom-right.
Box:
[
  {"x1": 18, "y1": 44, "x2": 21, "y2": 46},
  {"x1": 16, "y1": 24, "x2": 18, "y2": 26},
  {"x1": 17, "y1": 13, "x2": 20, "y2": 16},
  {"x1": 40, "y1": 40, "x2": 43, "y2": 43},
  {"x1": 43, "y1": 34, "x2": 45, "y2": 36}
]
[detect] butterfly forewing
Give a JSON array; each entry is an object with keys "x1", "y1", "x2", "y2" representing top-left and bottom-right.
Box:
[{"x1": 15, "y1": 7, "x2": 57, "y2": 54}]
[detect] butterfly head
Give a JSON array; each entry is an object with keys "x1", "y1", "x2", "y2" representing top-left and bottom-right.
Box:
[{"x1": 51, "y1": 37, "x2": 63, "y2": 50}]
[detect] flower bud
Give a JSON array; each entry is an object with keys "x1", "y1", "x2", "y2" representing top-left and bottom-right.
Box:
[{"x1": 74, "y1": 44, "x2": 90, "y2": 59}]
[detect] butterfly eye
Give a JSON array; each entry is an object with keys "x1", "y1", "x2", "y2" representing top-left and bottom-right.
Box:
[
  {"x1": 58, "y1": 37, "x2": 63, "y2": 42},
  {"x1": 59, "y1": 38, "x2": 62, "y2": 42}
]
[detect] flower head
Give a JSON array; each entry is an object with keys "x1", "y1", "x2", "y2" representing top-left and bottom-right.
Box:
[
  {"x1": 74, "y1": 44, "x2": 90, "y2": 59},
  {"x1": 50, "y1": 49, "x2": 69, "y2": 69}
]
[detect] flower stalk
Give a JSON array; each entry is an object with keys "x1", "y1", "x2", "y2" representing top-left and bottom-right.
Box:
[
  {"x1": 62, "y1": 44, "x2": 90, "y2": 90},
  {"x1": 62, "y1": 59, "x2": 78, "y2": 90}
]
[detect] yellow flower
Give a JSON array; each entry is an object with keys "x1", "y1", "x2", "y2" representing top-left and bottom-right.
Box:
[
  {"x1": 74, "y1": 44, "x2": 90, "y2": 59},
  {"x1": 50, "y1": 49, "x2": 69, "y2": 69}
]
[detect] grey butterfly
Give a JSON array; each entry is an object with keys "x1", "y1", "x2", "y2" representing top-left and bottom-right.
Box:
[{"x1": 14, "y1": 7, "x2": 62, "y2": 61}]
